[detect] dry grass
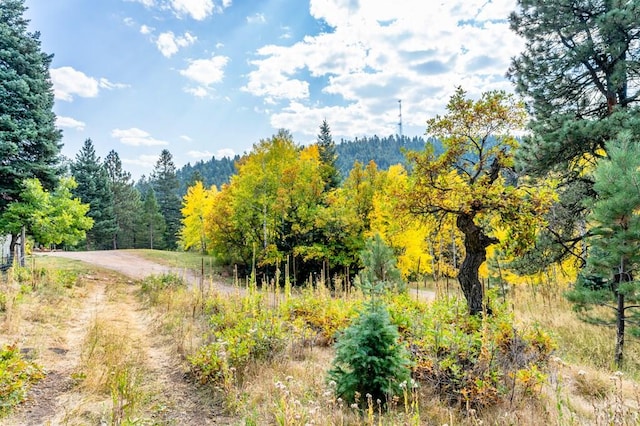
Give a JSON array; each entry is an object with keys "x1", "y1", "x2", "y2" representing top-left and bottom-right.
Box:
[{"x1": 5, "y1": 254, "x2": 640, "y2": 425}]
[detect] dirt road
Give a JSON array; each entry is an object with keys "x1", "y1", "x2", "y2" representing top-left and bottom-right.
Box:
[
  {"x1": 38, "y1": 250, "x2": 435, "y2": 301},
  {"x1": 39, "y1": 250, "x2": 192, "y2": 280},
  {"x1": 1, "y1": 252, "x2": 234, "y2": 425}
]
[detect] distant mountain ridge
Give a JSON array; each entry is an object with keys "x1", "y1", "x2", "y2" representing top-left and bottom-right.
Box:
[{"x1": 176, "y1": 134, "x2": 433, "y2": 195}]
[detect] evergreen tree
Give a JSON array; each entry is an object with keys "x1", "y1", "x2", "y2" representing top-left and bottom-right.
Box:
[
  {"x1": 508, "y1": 0, "x2": 640, "y2": 266},
  {"x1": 328, "y1": 297, "x2": 411, "y2": 406},
  {"x1": 357, "y1": 234, "x2": 405, "y2": 293},
  {"x1": 0, "y1": 0, "x2": 62, "y2": 255},
  {"x1": 316, "y1": 119, "x2": 341, "y2": 191},
  {"x1": 70, "y1": 139, "x2": 117, "y2": 250},
  {"x1": 151, "y1": 149, "x2": 181, "y2": 249},
  {"x1": 104, "y1": 150, "x2": 142, "y2": 249},
  {"x1": 566, "y1": 136, "x2": 640, "y2": 368},
  {"x1": 137, "y1": 188, "x2": 165, "y2": 249}
]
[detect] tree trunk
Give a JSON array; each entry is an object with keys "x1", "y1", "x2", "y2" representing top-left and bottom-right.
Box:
[
  {"x1": 8, "y1": 233, "x2": 18, "y2": 266},
  {"x1": 456, "y1": 213, "x2": 497, "y2": 315},
  {"x1": 615, "y1": 290, "x2": 625, "y2": 368},
  {"x1": 20, "y1": 226, "x2": 26, "y2": 267},
  {"x1": 614, "y1": 254, "x2": 630, "y2": 368}
]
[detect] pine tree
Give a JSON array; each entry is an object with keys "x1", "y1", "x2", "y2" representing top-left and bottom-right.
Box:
[
  {"x1": 566, "y1": 135, "x2": 640, "y2": 368},
  {"x1": 508, "y1": 0, "x2": 640, "y2": 266},
  {"x1": 0, "y1": 0, "x2": 62, "y2": 256},
  {"x1": 316, "y1": 119, "x2": 341, "y2": 191},
  {"x1": 151, "y1": 149, "x2": 181, "y2": 249},
  {"x1": 104, "y1": 150, "x2": 142, "y2": 249},
  {"x1": 70, "y1": 139, "x2": 117, "y2": 250},
  {"x1": 137, "y1": 188, "x2": 165, "y2": 249},
  {"x1": 328, "y1": 297, "x2": 411, "y2": 406}
]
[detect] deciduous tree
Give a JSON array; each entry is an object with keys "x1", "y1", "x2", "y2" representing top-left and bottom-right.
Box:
[
  {"x1": 406, "y1": 88, "x2": 553, "y2": 314},
  {"x1": 0, "y1": 177, "x2": 92, "y2": 248},
  {"x1": 180, "y1": 181, "x2": 216, "y2": 253}
]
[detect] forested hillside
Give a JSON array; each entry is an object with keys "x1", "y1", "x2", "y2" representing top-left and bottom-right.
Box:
[{"x1": 175, "y1": 134, "x2": 433, "y2": 195}]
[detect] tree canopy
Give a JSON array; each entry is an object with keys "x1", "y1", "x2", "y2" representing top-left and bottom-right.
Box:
[
  {"x1": 0, "y1": 177, "x2": 93, "y2": 247},
  {"x1": 406, "y1": 88, "x2": 554, "y2": 314},
  {"x1": 0, "y1": 0, "x2": 62, "y2": 257},
  {"x1": 70, "y1": 139, "x2": 117, "y2": 250},
  {"x1": 509, "y1": 0, "x2": 640, "y2": 266}
]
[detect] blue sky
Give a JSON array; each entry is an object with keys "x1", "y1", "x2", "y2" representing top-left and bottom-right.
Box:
[{"x1": 24, "y1": 0, "x2": 524, "y2": 180}]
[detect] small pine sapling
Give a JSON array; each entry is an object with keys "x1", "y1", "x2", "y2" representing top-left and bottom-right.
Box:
[{"x1": 327, "y1": 292, "x2": 411, "y2": 407}]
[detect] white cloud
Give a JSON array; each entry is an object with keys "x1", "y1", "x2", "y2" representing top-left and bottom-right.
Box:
[
  {"x1": 246, "y1": 13, "x2": 266, "y2": 24},
  {"x1": 156, "y1": 31, "x2": 197, "y2": 57},
  {"x1": 140, "y1": 24, "x2": 153, "y2": 34},
  {"x1": 180, "y1": 135, "x2": 193, "y2": 141},
  {"x1": 99, "y1": 78, "x2": 130, "y2": 91},
  {"x1": 180, "y1": 55, "x2": 229, "y2": 96},
  {"x1": 126, "y1": 0, "x2": 155, "y2": 7},
  {"x1": 170, "y1": 0, "x2": 213, "y2": 20},
  {"x1": 56, "y1": 116, "x2": 86, "y2": 131},
  {"x1": 50, "y1": 67, "x2": 99, "y2": 101},
  {"x1": 122, "y1": 154, "x2": 158, "y2": 169},
  {"x1": 221, "y1": 0, "x2": 232, "y2": 8},
  {"x1": 50, "y1": 67, "x2": 128, "y2": 101},
  {"x1": 186, "y1": 148, "x2": 235, "y2": 159},
  {"x1": 279, "y1": 26, "x2": 292, "y2": 39},
  {"x1": 185, "y1": 87, "x2": 209, "y2": 97},
  {"x1": 123, "y1": 17, "x2": 135, "y2": 27},
  {"x1": 187, "y1": 150, "x2": 213, "y2": 158},
  {"x1": 243, "y1": 0, "x2": 523, "y2": 139},
  {"x1": 111, "y1": 128, "x2": 169, "y2": 146}
]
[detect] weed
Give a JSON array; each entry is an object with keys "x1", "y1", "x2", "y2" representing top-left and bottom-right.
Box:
[{"x1": 0, "y1": 343, "x2": 45, "y2": 416}]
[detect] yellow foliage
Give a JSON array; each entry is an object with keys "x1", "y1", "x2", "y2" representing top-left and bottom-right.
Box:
[{"x1": 180, "y1": 181, "x2": 218, "y2": 253}]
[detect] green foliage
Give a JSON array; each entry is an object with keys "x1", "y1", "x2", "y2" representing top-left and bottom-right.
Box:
[
  {"x1": 138, "y1": 188, "x2": 166, "y2": 250},
  {"x1": 316, "y1": 119, "x2": 341, "y2": 191},
  {"x1": 566, "y1": 136, "x2": 640, "y2": 366},
  {"x1": 357, "y1": 234, "x2": 405, "y2": 293},
  {"x1": 0, "y1": 343, "x2": 45, "y2": 416},
  {"x1": 139, "y1": 273, "x2": 186, "y2": 305},
  {"x1": 334, "y1": 134, "x2": 430, "y2": 179},
  {"x1": 0, "y1": 177, "x2": 93, "y2": 247},
  {"x1": 189, "y1": 290, "x2": 288, "y2": 387},
  {"x1": 327, "y1": 299, "x2": 411, "y2": 406},
  {"x1": 282, "y1": 285, "x2": 361, "y2": 344},
  {"x1": 411, "y1": 296, "x2": 554, "y2": 410},
  {"x1": 509, "y1": 0, "x2": 640, "y2": 266},
  {"x1": 104, "y1": 150, "x2": 143, "y2": 250},
  {"x1": 0, "y1": 0, "x2": 62, "y2": 215},
  {"x1": 176, "y1": 154, "x2": 239, "y2": 197},
  {"x1": 71, "y1": 139, "x2": 117, "y2": 250},
  {"x1": 151, "y1": 149, "x2": 182, "y2": 250}
]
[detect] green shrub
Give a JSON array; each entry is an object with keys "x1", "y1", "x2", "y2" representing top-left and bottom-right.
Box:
[
  {"x1": 327, "y1": 299, "x2": 412, "y2": 406},
  {"x1": 140, "y1": 273, "x2": 186, "y2": 305},
  {"x1": 190, "y1": 291, "x2": 288, "y2": 387},
  {"x1": 282, "y1": 286, "x2": 360, "y2": 345},
  {"x1": 0, "y1": 343, "x2": 45, "y2": 416},
  {"x1": 411, "y1": 296, "x2": 554, "y2": 410}
]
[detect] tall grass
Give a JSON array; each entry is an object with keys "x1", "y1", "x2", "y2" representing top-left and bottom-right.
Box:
[{"x1": 137, "y1": 266, "x2": 640, "y2": 425}]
